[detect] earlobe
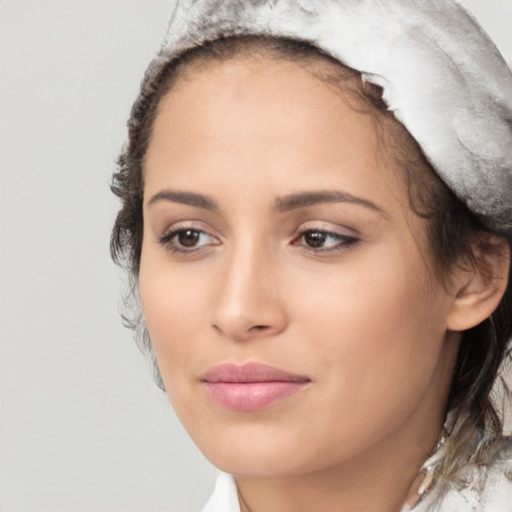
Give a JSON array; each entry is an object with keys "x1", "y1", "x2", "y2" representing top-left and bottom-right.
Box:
[{"x1": 446, "y1": 234, "x2": 510, "y2": 332}]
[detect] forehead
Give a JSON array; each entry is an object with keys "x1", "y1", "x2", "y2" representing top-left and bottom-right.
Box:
[{"x1": 144, "y1": 56, "x2": 406, "y2": 213}]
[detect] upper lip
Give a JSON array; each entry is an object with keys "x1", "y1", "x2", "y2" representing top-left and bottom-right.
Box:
[{"x1": 201, "y1": 362, "x2": 310, "y2": 383}]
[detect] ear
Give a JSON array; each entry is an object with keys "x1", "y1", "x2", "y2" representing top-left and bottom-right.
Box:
[{"x1": 446, "y1": 233, "x2": 510, "y2": 332}]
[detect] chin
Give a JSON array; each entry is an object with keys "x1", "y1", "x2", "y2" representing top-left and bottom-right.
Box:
[
  {"x1": 207, "y1": 448, "x2": 309, "y2": 479},
  {"x1": 187, "y1": 417, "x2": 357, "y2": 480},
  {"x1": 186, "y1": 420, "x2": 311, "y2": 477}
]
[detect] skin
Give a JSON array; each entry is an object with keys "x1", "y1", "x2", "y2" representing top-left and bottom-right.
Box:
[{"x1": 139, "y1": 57, "x2": 492, "y2": 511}]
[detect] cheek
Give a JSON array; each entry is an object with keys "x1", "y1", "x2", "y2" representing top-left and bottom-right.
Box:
[
  {"x1": 289, "y1": 244, "x2": 448, "y2": 419},
  {"x1": 138, "y1": 251, "x2": 210, "y2": 378}
]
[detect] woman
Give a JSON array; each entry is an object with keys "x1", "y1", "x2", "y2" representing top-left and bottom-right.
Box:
[{"x1": 111, "y1": 1, "x2": 512, "y2": 510}]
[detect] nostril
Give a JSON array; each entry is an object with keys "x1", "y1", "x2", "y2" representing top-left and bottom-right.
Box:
[{"x1": 252, "y1": 325, "x2": 270, "y2": 331}]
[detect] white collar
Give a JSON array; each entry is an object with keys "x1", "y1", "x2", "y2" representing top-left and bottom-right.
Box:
[{"x1": 201, "y1": 473, "x2": 240, "y2": 512}]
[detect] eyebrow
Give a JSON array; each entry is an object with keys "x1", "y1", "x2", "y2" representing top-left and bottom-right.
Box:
[
  {"x1": 148, "y1": 190, "x2": 219, "y2": 210},
  {"x1": 273, "y1": 190, "x2": 389, "y2": 218},
  {"x1": 147, "y1": 188, "x2": 389, "y2": 218}
]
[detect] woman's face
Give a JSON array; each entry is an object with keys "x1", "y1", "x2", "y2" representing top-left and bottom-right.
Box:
[{"x1": 139, "y1": 57, "x2": 461, "y2": 477}]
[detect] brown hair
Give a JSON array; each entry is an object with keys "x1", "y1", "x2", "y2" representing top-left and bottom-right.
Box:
[{"x1": 111, "y1": 35, "x2": 512, "y2": 477}]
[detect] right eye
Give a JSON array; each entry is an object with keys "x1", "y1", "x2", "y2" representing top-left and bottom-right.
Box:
[{"x1": 158, "y1": 228, "x2": 220, "y2": 253}]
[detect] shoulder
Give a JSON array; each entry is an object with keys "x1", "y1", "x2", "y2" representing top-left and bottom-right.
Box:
[{"x1": 414, "y1": 437, "x2": 512, "y2": 512}]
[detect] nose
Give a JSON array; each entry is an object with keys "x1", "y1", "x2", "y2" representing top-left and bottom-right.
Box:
[{"x1": 210, "y1": 242, "x2": 288, "y2": 342}]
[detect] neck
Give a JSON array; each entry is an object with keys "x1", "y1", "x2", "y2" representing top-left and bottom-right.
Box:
[{"x1": 235, "y1": 410, "x2": 444, "y2": 512}]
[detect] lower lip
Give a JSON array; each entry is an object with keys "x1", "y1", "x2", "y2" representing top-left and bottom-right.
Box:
[{"x1": 204, "y1": 381, "x2": 309, "y2": 411}]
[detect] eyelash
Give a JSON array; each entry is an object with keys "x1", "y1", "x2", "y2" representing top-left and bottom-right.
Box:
[
  {"x1": 157, "y1": 227, "x2": 360, "y2": 254},
  {"x1": 293, "y1": 228, "x2": 360, "y2": 253},
  {"x1": 157, "y1": 227, "x2": 220, "y2": 254}
]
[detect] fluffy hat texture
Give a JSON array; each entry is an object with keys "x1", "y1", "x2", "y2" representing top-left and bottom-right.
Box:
[{"x1": 142, "y1": 0, "x2": 512, "y2": 231}]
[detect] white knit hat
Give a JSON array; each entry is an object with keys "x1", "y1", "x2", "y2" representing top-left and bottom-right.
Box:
[{"x1": 140, "y1": 0, "x2": 512, "y2": 231}]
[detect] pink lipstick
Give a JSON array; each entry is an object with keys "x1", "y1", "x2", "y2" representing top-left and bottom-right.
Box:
[{"x1": 201, "y1": 362, "x2": 310, "y2": 411}]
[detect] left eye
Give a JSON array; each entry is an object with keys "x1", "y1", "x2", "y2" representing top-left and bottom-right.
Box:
[
  {"x1": 158, "y1": 228, "x2": 219, "y2": 252},
  {"x1": 294, "y1": 229, "x2": 358, "y2": 251}
]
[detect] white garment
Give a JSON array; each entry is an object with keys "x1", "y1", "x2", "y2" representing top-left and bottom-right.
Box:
[
  {"x1": 201, "y1": 473, "x2": 239, "y2": 512},
  {"x1": 201, "y1": 450, "x2": 512, "y2": 512}
]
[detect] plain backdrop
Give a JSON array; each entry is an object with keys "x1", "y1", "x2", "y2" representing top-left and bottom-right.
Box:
[{"x1": 0, "y1": 1, "x2": 511, "y2": 511}]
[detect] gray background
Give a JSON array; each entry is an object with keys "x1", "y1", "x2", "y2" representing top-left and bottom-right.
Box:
[{"x1": 1, "y1": 1, "x2": 511, "y2": 511}]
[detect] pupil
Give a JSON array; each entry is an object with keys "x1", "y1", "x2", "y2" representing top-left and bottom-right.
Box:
[
  {"x1": 305, "y1": 232, "x2": 326, "y2": 248},
  {"x1": 178, "y1": 230, "x2": 200, "y2": 247}
]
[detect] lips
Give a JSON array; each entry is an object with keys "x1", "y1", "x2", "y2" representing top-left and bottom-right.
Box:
[{"x1": 201, "y1": 362, "x2": 310, "y2": 411}]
